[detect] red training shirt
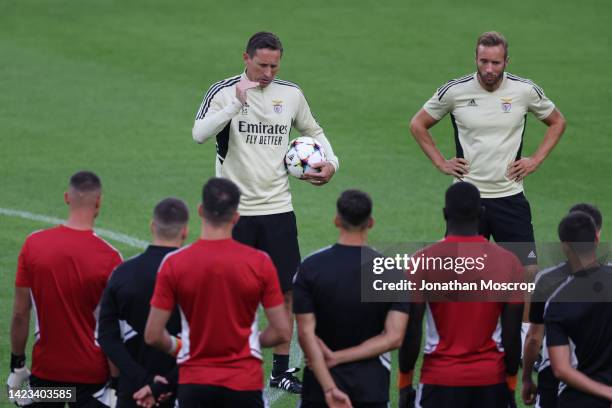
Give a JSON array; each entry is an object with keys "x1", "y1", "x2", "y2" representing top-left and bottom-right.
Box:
[
  {"x1": 15, "y1": 225, "x2": 122, "y2": 383},
  {"x1": 413, "y1": 235, "x2": 523, "y2": 386},
  {"x1": 150, "y1": 238, "x2": 284, "y2": 391}
]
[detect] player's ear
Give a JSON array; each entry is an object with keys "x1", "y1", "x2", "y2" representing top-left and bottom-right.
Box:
[
  {"x1": 150, "y1": 220, "x2": 155, "y2": 236},
  {"x1": 64, "y1": 191, "x2": 69, "y2": 205},
  {"x1": 560, "y1": 242, "x2": 572, "y2": 260},
  {"x1": 243, "y1": 52, "x2": 250, "y2": 63},
  {"x1": 334, "y1": 214, "x2": 342, "y2": 229},
  {"x1": 198, "y1": 203, "x2": 204, "y2": 219},
  {"x1": 181, "y1": 225, "x2": 189, "y2": 242},
  {"x1": 367, "y1": 217, "x2": 375, "y2": 230},
  {"x1": 231, "y1": 211, "x2": 240, "y2": 226}
]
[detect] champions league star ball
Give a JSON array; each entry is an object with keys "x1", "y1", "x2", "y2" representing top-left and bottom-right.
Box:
[{"x1": 284, "y1": 137, "x2": 326, "y2": 179}]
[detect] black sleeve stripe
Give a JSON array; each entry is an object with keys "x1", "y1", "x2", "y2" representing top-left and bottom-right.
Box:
[
  {"x1": 194, "y1": 78, "x2": 229, "y2": 119},
  {"x1": 195, "y1": 75, "x2": 241, "y2": 120},
  {"x1": 438, "y1": 76, "x2": 474, "y2": 101},
  {"x1": 506, "y1": 73, "x2": 545, "y2": 98},
  {"x1": 436, "y1": 73, "x2": 474, "y2": 94},
  {"x1": 272, "y1": 78, "x2": 301, "y2": 89}
]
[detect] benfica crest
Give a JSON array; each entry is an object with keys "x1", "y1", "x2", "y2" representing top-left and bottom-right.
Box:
[
  {"x1": 501, "y1": 97, "x2": 512, "y2": 113},
  {"x1": 272, "y1": 100, "x2": 283, "y2": 114}
]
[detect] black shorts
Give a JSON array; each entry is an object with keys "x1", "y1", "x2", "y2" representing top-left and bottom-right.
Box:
[
  {"x1": 177, "y1": 384, "x2": 264, "y2": 408},
  {"x1": 28, "y1": 375, "x2": 108, "y2": 408},
  {"x1": 233, "y1": 211, "x2": 301, "y2": 292},
  {"x1": 416, "y1": 383, "x2": 509, "y2": 408},
  {"x1": 298, "y1": 400, "x2": 387, "y2": 408},
  {"x1": 480, "y1": 192, "x2": 538, "y2": 265},
  {"x1": 536, "y1": 366, "x2": 558, "y2": 408}
]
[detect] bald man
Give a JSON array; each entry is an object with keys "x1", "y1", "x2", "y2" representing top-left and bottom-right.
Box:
[{"x1": 8, "y1": 171, "x2": 122, "y2": 407}]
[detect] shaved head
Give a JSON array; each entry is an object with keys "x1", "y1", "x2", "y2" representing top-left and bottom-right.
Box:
[{"x1": 67, "y1": 171, "x2": 101, "y2": 208}]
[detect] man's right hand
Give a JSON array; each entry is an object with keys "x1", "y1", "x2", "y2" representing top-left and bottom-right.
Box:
[
  {"x1": 437, "y1": 157, "x2": 469, "y2": 178},
  {"x1": 236, "y1": 77, "x2": 260, "y2": 105},
  {"x1": 521, "y1": 377, "x2": 537, "y2": 405},
  {"x1": 399, "y1": 385, "x2": 416, "y2": 408}
]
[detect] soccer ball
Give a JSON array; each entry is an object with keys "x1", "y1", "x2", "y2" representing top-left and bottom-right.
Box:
[{"x1": 284, "y1": 137, "x2": 326, "y2": 179}]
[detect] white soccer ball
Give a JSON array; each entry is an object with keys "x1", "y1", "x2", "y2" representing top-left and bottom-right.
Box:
[{"x1": 284, "y1": 137, "x2": 326, "y2": 179}]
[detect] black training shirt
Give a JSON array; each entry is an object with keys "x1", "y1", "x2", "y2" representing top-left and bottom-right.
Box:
[
  {"x1": 293, "y1": 244, "x2": 409, "y2": 403},
  {"x1": 545, "y1": 264, "x2": 612, "y2": 391},
  {"x1": 98, "y1": 245, "x2": 181, "y2": 404}
]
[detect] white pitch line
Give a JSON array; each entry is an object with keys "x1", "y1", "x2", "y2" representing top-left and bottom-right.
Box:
[{"x1": 0, "y1": 207, "x2": 148, "y2": 249}]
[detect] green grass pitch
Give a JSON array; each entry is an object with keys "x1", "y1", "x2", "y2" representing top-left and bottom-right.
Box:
[{"x1": 1, "y1": 0, "x2": 611, "y2": 407}]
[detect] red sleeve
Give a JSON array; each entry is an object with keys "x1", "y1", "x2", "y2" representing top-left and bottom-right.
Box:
[
  {"x1": 150, "y1": 258, "x2": 177, "y2": 311},
  {"x1": 15, "y1": 239, "x2": 31, "y2": 288},
  {"x1": 260, "y1": 253, "x2": 284, "y2": 308}
]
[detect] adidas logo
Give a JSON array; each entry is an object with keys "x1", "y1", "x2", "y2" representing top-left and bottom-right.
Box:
[
  {"x1": 528, "y1": 250, "x2": 537, "y2": 259},
  {"x1": 467, "y1": 99, "x2": 478, "y2": 107}
]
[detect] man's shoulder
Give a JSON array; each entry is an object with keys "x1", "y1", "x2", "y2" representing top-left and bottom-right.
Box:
[
  {"x1": 157, "y1": 243, "x2": 195, "y2": 268},
  {"x1": 301, "y1": 245, "x2": 335, "y2": 265},
  {"x1": 23, "y1": 226, "x2": 59, "y2": 244},
  {"x1": 435, "y1": 73, "x2": 476, "y2": 100},
  {"x1": 210, "y1": 74, "x2": 242, "y2": 86},
  {"x1": 505, "y1": 72, "x2": 545, "y2": 96},
  {"x1": 271, "y1": 78, "x2": 303, "y2": 97},
  {"x1": 204, "y1": 74, "x2": 243, "y2": 95},
  {"x1": 535, "y1": 262, "x2": 569, "y2": 285},
  {"x1": 272, "y1": 77, "x2": 301, "y2": 90},
  {"x1": 107, "y1": 251, "x2": 148, "y2": 283}
]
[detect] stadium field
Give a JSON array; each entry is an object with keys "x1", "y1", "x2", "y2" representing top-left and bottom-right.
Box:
[{"x1": 1, "y1": 0, "x2": 611, "y2": 406}]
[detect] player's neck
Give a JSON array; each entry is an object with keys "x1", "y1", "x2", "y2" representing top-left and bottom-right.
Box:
[
  {"x1": 200, "y1": 223, "x2": 232, "y2": 241},
  {"x1": 567, "y1": 254, "x2": 600, "y2": 274},
  {"x1": 65, "y1": 211, "x2": 95, "y2": 231},
  {"x1": 151, "y1": 237, "x2": 182, "y2": 248},
  {"x1": 337, "y1": 230, "x2": 368, "y2": 246},
  {"x1": 446, "y1": 225, "x2": 479, "y2": 237}
]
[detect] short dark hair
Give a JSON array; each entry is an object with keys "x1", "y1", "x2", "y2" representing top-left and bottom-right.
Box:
[
  {"x1": 336, "y1": 189, "x2": 372, "y2": 230},
  {"x1": 444, "y1": 182, "x2": 481, "y2": 224},
  {"x1": 569, "y1": 203, "x2": 602, "y2": 231},
  {"x1": 246, "y1": 32, "x2": 283, "y2": 57},
  {"x1": 476, "y1": 31, "x2": 508, "y2": 59},
  {"x1": 201, "y1": 178, "x2": 241, "y2": 226},
  {"x1": 69, "y1": 171, "x2": 101, "y2": 192},
  {"x1": 558, "y1": 211, "x2": 597, "y2": 256},
  {"x1": 153, "y1": 198, "x2": 189, "y2": 240}
]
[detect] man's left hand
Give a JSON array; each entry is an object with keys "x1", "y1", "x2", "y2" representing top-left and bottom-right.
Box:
[
  {"x1": 507, "y1": 157, "x2": 540, "y2": 182},
  {"x1": 317, "y1": 337, "x2": 339, "y2": 368},
  {"x1": 133, "y1": 376, "x2": 171, "y2": 408},
  {"x1": 303, "y1": 161, "x2": 335, "y2": 186}
]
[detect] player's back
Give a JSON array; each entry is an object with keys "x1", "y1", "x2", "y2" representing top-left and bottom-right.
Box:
[
  {"x1": 99, "y1": 246, "x2": 181, "y2": 390},
  {"x1": 417, "y1": 236, "x2": 523, "y2": 387},
  {"x1": 545, "y1": 264, "x2": 612, "y2": 385},
  {"x1": 156, "y1": 238, "x2": 282, "y2": 390},
  {"x1": 294, "y1": 244, "x2": 406, "y2": 403},
  {"x1": 15, "y1": 225, "x2": 122, "y2": 383},
  {"x1": 297, "y1": 244, "x2": 392, "y2": 349}
]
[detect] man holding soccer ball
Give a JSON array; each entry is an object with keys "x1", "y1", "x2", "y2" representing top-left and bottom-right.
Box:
[{"x1": 192, "y1": 31, "x2": 339, "y2": 394}]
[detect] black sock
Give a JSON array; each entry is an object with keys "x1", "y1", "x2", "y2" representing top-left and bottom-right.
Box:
[{"x1": 272, "y1": 353, "x2": 289, "y2": 377}]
